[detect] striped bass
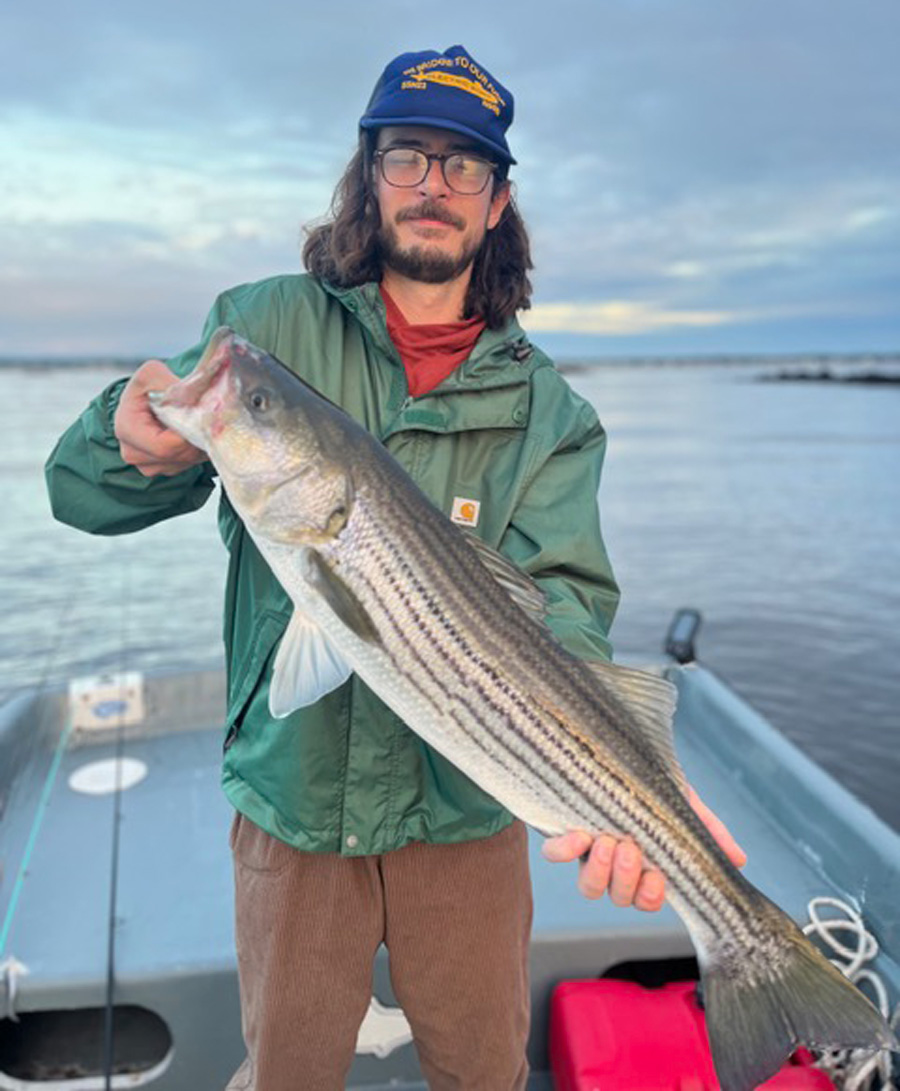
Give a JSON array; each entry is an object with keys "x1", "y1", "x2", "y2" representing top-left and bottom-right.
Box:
[{"x1": 151, "y1": 327, "x2": 896, "y2": 1091}]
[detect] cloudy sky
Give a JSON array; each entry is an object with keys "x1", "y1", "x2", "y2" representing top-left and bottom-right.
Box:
[{"x1": 2, "y1": 0, "x2": 898, "y2": 358}]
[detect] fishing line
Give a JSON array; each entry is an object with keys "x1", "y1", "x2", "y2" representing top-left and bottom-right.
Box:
[
  {"x1": 102, "y1": 535, "x2": 134, "y2": 1090},
  {"x1": 0, "y1": 565, "x2": 85, "y2": 971}
]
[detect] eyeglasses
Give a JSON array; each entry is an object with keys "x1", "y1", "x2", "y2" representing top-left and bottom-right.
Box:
[{"x1": 373, "y1": 147, "x2": 497, "y2": 195}]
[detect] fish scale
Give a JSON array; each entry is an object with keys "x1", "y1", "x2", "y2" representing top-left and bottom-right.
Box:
[
  {"x1": 290, "y1": 477, "x2": 801, "y2": 961},
  {"x1": 150, "y1": 326, "x2": 897, "y2": 1091},
  {"x1": 324, "y1": 476, "x2": 790, "y2": 951},
  {"x1": 349, "y1": 438, "x2": 784, "y2": 948}
]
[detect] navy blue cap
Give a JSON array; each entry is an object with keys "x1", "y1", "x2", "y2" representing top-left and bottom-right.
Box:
[{"x1": 360, "y1": 45, "x2": 516, "y2": 165}]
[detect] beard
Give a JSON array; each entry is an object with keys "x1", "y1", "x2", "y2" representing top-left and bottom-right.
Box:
[{"x1": 377, "y1": 201, "x2": 485, "y2": 284}]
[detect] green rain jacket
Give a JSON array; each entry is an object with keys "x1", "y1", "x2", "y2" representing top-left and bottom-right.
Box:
[{"x1": 46, "y1": 274, "x2": 620, "y2": 855}]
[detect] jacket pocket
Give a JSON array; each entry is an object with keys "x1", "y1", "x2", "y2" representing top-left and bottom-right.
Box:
[{"x1": 224, "y1": 608, "x2": 289, "y2": 749}]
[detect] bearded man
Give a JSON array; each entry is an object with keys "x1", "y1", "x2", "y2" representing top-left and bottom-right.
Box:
[{"x1": 47, "y1": 45, "x2": 743, "y2": 1091}]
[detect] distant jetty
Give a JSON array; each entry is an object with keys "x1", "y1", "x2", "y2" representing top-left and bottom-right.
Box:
[
  {"x1": 758, "y1": 367, "x2": 900, "y2": 385},
  {"x1": 554, "y1": 352, "x2": 900, "y2": 377}
]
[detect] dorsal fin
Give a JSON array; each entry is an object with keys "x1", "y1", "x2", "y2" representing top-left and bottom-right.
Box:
[
  {"x1": 461, "y1": 531, "x2": 547, "y2": 625},
  {"x1": 582, "y1": 660, "x2": 688, "y2": 795},
  {"x1": 460, "y1": 532, "x2": 685, "y2": 793}
]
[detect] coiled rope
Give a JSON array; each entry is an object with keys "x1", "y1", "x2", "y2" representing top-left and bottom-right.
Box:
[{"x1": 804, "y1": 896, "x2": 899, "y2": 1090}]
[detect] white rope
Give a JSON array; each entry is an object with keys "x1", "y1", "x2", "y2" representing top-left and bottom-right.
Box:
[{"x1": 802, "y1": 896, "x2": 899, "y2": 1090}]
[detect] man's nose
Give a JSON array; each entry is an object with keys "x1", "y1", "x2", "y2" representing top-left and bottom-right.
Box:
[{"x1": 417, "y1": 157, "x2": 450, "y2": 197}]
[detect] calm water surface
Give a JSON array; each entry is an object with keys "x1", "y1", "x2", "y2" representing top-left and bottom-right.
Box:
[
  {"x1": 2, "y1": 361, "x2": 899, "y2": 829},
  {"x1": 567, "y1": 363, "x2": 900, "y2": 831}
]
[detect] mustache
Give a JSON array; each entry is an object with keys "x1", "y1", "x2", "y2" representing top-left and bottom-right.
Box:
[{"x1": 395, "y1": 202, "x2": 465, "y2": 230}]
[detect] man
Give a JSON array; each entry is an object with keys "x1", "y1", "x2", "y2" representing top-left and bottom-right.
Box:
[{"x1": 46, "y1": 45, "x2": 743, "y2": 1091}]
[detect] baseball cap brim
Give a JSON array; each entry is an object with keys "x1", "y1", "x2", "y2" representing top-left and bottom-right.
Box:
[{"x1": 360, "y1": 114, "x2": 516, "y2": 166}]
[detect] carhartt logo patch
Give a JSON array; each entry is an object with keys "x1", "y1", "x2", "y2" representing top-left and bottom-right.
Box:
[{"x1": 451, "y1": 497, "x2": 481, "y2": 527}]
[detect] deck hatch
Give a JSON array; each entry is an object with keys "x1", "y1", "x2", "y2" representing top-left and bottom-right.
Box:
[{"x1": 0, "y1": 1005, "x2": 172, "y2": 1088}]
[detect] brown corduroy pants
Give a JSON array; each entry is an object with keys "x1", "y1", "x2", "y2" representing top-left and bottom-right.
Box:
[{"x1": 225, "y1": 814, "x2": 533, "y2": 1091}]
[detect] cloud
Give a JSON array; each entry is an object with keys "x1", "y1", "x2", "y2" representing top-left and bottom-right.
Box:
[
  {"x1": 0, "y1": 0, "x2": 898, "y2": 354},
  {"x1": 525, "y1": 301, "x2": 734, "y2": 336},
  {"x1": 524, "y1": 172, "x2": 900, "y2": 339}
]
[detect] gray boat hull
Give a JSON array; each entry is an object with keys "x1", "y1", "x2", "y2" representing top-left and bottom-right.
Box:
[{"x1": 1, "y1": 662, "x2": 897, "y2": 1088}]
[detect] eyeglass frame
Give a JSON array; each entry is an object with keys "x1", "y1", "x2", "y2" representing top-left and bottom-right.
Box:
[{"x1": 372, "y1": 147, "x2": 499, "y2": 196}]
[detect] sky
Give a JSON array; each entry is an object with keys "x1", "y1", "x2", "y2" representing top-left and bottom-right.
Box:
[{"x1": 2, "y1": 0, "x2": 898, "y2": 359}]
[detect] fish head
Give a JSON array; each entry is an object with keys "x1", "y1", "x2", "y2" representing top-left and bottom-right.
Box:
[{"x1": 150, "y1": 327, "x2": 352, "y2": 545}]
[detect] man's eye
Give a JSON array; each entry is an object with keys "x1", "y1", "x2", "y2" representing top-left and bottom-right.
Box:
[
  {"x1": 450, "y1": 156, "x2": 476, "y2": 175},
  {"x1": 388, "y1": 150, "x2": 421, "y2": 166}
]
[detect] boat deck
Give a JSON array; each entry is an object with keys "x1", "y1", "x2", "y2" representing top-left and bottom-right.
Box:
[{"x1": 1, "y1": 665, "x2": 897, "y2": 1089}]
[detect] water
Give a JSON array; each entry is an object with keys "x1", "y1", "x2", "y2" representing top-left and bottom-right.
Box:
[
  {"x1": 2, "y1": 359, "x2": 899, "y2": 830},
  {"x1": 566, "y1": 362, "x2": 900, "y2": 832},
  {"x1": 2, "y1": 365, "x2": 228, "y2": 691}
]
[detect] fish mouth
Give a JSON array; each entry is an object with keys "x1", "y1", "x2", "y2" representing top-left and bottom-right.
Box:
[{"x1": 149, "y1": 326, "x2": 235, "y2": 414}]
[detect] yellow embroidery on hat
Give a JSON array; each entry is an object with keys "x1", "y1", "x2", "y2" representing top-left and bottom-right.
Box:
[{"x1": 403, "y1": 59, "x2": 506, "y2": 116}]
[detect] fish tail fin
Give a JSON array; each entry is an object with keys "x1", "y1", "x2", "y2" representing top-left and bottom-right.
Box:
[{"x1": 701, "y1": 903, "x2": 898, "y2": 1091}]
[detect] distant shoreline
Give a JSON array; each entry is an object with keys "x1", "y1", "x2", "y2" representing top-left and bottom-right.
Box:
[
  {"x1": 4, "y1": 353, "x2": 899, "y2": 377},
  {"x1": 757, "y1": 369, "x2": 900, "y2": 385},
  {"x1": 0, "y1": 358, "x2": 143, "y2": 372},
  {"x1": 554, "y1": 353, "x2": 900, "y2": 375}
]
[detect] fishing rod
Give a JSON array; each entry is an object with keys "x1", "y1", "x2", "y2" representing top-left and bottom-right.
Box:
[
  {"x1": 0, "y1": 583, "x2": 82, "y2": 989},
  {"x1": 102, "y1": 538, "x2": 134, "y2": 1090}
]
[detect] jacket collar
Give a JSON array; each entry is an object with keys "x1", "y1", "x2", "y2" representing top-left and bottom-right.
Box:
[{"x1": 321, "y1": 280, "x2": 538, "y2": 395}]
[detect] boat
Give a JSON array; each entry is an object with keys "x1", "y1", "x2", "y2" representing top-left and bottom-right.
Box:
[{"x1": 1, "y1": 611, "x2": 898, "y2": 1089}]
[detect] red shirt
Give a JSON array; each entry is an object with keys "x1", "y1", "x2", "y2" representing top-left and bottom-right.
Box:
[{"x1": 381, "y1": 285, "x2": 486, "y2": 398}]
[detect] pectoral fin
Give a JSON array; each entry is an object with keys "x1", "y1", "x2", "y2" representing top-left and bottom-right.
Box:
[
  {"x1": 301, "y1": 551, "x2": 381, "y2": 644},
  {"x1": 269, "y1": 609, "x2": 353, "y2": 718}
]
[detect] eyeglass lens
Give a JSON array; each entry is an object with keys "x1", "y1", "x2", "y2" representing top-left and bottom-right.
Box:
[{"x1": 379, "y1": 149, "x2": 493, "y2": 194}]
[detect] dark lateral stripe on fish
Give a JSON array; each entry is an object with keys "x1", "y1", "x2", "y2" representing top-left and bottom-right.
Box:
[
  {"x1": 353, "y1": 539, "x2": 610, "y2": 813},
  {"x1": 149, "y1": 331, "x2": 898, "y2": 1090},
  {"x1": 365, "y1": 492, "x2": 767, "y2": 938},
  {"x1": 351, "y1": 534, "x2": 753, "y2": 942},
  {"x1": 358, "y1": 482, "x2": 676, "y2": 756}
]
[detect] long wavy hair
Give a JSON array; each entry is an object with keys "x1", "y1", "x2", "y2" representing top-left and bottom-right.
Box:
[{"x1": 302, "y1": 133, "x2": 533, "y2": 329}]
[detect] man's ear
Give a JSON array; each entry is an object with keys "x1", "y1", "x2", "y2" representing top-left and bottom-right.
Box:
[{"x1": 487, "y1": 181, "x2": 511, "y2": 229}]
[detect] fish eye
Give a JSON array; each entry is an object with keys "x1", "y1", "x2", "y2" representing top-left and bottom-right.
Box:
[{"x1": 247, "y1": 387, "x2": 272, "y2": 413}]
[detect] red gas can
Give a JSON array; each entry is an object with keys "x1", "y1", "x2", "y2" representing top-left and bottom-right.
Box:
[{"x1": 549, "y1": 979, "x2": 834, "y2": 1090}]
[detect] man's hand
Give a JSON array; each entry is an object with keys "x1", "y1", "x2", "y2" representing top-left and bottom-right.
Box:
[
  {"x1": 114, "y1": 360, "x2": 207, "y2": 476},
  {"x1": 541, "y1": 787, "x2": 747, "y2": 912}
]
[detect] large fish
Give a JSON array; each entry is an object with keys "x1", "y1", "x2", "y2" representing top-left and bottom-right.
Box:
[{"x1": 151, "y1": 328, "x2": 896, "y2": 1091}]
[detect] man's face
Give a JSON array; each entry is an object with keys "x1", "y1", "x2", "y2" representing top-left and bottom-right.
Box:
[{"x1": 373, "y1": 125, "x2": 510, "y2": 285}]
